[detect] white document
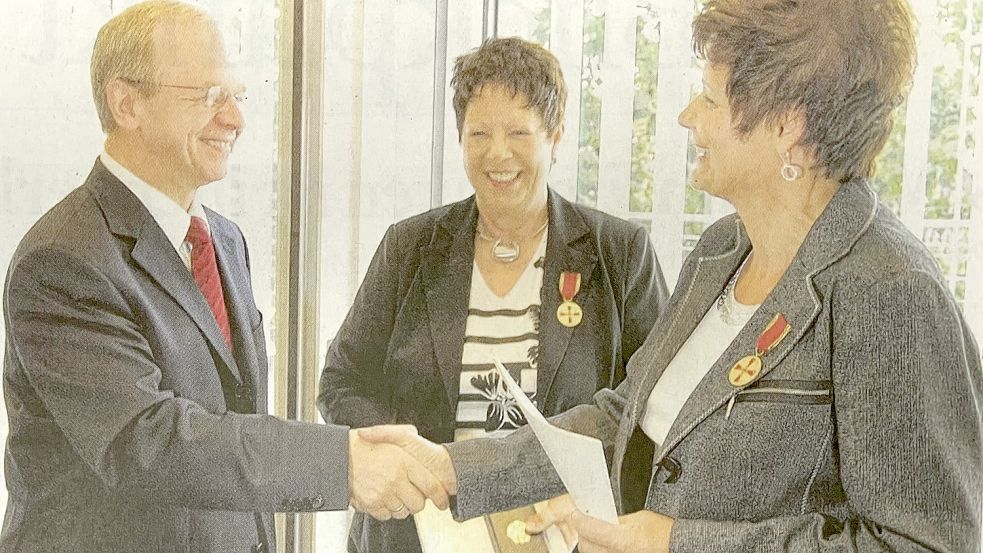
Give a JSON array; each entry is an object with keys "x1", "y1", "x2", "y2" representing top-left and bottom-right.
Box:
[{"x1": 493, "y1": 358, "x2": 618, "y2": 523}]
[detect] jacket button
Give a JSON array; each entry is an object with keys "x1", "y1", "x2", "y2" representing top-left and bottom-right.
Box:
[
  {"x1": 656, "y1": 456, "x2": 682, "y2": 484},
  {"x1": 309, "y1": 495, "x2": 324, "y2": 509}
]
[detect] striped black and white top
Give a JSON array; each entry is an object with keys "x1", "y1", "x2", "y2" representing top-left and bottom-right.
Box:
[{"x1": 454, "y1": 234, "x2": 548, "y2": 442}]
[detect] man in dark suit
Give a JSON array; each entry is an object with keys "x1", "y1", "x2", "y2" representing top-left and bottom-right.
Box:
[{"x1": 1, "y1": 2, "x2": 447, "y2": 551}]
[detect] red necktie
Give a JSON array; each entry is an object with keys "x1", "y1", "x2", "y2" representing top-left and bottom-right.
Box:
[{"x1": 186, "y1": 216, "x2": 233, "y2": 351}]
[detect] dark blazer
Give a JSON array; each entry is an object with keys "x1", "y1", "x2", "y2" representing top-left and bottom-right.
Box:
[
  {"x1": 448, "y1": 180, "x2": 983, "y2": 552},
  {"x1": 317, "y1": 189, "x2": 668, "y2": 553},
  {"x1": 2, "y1": 160, "x2": 351, "y2": 553}
]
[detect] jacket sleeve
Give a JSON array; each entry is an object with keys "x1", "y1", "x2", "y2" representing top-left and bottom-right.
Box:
[
  {"x1": 317, "y1": 224, "x2": 401, "y2": 428},
  {"x1": 446, "y1": 400, "x2": 622, "y2": 521},
  {"x1": 669, "y1": 270, "x2": 983, "y2": 552},
  {"x1": 619, "y1": 225, "x2": 669, "y2": 365},
  {"x1": 4, "y1": 246, "x2": 352, "y2": 513},
  {"x1": 447, "y1": 357, "x2": 638, "y2": 521}
]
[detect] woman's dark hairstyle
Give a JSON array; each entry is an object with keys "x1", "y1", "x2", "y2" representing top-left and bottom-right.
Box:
[{"x1": 451, "y1": 37, "x2": 567, "y2": 139}]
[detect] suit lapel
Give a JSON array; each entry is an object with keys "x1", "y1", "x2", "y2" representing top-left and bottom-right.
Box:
[
  {"x1": 208, "y1": 211, "x2": 253, "y2": 386},
  {"x1": 90, "y1": 161, "x2": 242, "y2": 384},
  {"x1": 537, "y1": 190, "x2": 597, "y2": 403},
  {"x1": 422, "y1": 200, "x2": 478, "y2": 410},
  {"x1": 647, "y1": 181, "x2": 879, "y2": 463}
]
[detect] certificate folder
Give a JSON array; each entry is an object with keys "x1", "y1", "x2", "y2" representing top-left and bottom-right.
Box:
[{"x1": 415, "y1": 501, "x2": 568, "y2": 553}]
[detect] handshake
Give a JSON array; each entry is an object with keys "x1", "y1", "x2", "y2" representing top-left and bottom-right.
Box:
[
  {"x1": 345, "y1": 425, "x2": 675, "y2": 553},
  {"x1": 347, "y1": 425, "x2": 457, "y2": 521}
]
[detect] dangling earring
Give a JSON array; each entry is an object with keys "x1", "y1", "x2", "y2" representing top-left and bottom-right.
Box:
[{"x1": 780, "y1": 151, "x2": 802, "y2": 182}]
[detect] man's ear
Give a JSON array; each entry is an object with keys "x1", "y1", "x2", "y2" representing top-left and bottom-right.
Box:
[{"x1": 105, "y1": 78, "x2": 143, "y2": 131}]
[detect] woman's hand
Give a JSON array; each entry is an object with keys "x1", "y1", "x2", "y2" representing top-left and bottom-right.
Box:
[
  {"x1": 570, "y1": 509, "x2": 675, "y2": 553},
  {"x1": 525, "y1": 494, "x2": 578, "y2": 551},
  {"x1": 526, "y1": 496, "x2": 675, "y2": 553}
]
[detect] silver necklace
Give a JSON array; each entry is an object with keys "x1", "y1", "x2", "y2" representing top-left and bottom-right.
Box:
[
  {"x1": 476, "y1": 220, "x2": 548, "y2": 263},
  {"x1": 717, "y1": 255, "x2": 752, "y2": 325}
]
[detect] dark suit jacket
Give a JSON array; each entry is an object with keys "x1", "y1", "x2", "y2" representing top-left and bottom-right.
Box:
[
  {"x1": 2, "y1": 160, "x2": 351, "y2": 553},
  {"x1": 317, "y1": 189, "x2": 668, "y2": 553},
  {"x1": 448, "y1": 180, "x2": 983, "y2": 552}
]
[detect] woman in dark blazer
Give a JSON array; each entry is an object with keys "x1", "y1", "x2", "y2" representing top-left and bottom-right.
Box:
[{"x1": 317, "y1": 37, "x2": 668, "y2": 553}]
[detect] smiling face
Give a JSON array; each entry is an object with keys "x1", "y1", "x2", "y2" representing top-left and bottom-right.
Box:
[
  {"x1": 135, "y1": 18, "x2": 244, "y2": 191},
  {"x1": 461, "y1": 83, "x2": 561, "y2": 219},
  {"x1": 678, "y1": 63, "x2": 777, "y2": 202}
]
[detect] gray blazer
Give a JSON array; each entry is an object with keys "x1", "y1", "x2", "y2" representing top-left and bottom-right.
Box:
[
  {"x1": 318, "y1": 189, "x2": 668, "y2": 552},
  {"x1": 447, "y1": 179, "x2": 983, "y2": 552},
  {"x1": 2, "y1": 160, "x2": 350, "y2": 553}
]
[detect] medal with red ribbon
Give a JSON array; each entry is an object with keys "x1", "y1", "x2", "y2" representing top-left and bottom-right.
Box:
[
  {"x1": 556, "y1": 272, "x2": 583, "y2": 328},
  {"x1": 727, "y1": 312, "x2": 791, "y2": 387}
]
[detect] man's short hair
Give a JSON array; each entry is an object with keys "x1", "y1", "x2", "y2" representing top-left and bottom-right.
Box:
[{"x1": 90, "y1": 0, "x2": 212, "y2": 133}]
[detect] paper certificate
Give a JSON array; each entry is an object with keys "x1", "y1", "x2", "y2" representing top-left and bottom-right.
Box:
[{"x1": 493, "y1": 357, "x2": 618, "y2": 523}]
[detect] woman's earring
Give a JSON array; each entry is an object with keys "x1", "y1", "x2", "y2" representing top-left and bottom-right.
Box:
[{"x1": 780, "y1": 151, "x2": 802, "y2": 182}]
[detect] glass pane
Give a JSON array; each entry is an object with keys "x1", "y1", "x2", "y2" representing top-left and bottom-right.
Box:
[
  {"x1": 316, "y1": 2, "x2": 483, "y2": 551},
  {"x1": 498, "y1": 0, "x2": 551, "y2": 44},
  {"x1": 577, "y1": 0, "x2": 605, "y2": 207}
]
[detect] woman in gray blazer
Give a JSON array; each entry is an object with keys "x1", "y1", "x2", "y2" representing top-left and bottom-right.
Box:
[
  {"x1": 317, "y1": 37, "x2": 668, "y2": 553},
  {"x1": 382, "y1": 0, "x2": 982, "y2": 551}
]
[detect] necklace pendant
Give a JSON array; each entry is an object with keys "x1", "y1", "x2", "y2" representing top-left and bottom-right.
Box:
[{"x1": 491, "y1": 239, "x2": 520, "y2": 263}]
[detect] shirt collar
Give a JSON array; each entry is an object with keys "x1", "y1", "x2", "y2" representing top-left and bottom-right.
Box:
[{"x1": 100, "y1": 152, "x2": 209, "y2": 249}]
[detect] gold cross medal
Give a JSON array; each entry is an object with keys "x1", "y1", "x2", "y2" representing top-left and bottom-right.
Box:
[
  {"x1": 727, "y1": 312, "x2": 791, "y2": 387},
  {"x1": 556, "y1": 271, "x2": 583, "y2": 328}
]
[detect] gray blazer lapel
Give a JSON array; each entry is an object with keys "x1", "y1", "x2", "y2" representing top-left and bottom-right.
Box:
[
  {"x1": 538, "y1": 190, "x2": 598, "y2": 403},
  {"x1": 91, "y1": 164, "x2": 242, "y2": 384},
  {"x1": 607, "y1": 223, "x2": 746, "y2": 507},
  {"x1": 652, "y1": 180, "x2": 879, "y2": 463},
  {"x1": 620, "y1": 218, "x2": 749, "y2": 432},
  {"x1": 422, "y1": 200, "x2": 477, "y2": 410}
]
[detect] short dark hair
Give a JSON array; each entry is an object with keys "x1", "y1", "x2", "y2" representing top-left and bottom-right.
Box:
[
  {"x1": 451, "y1": 37, "x2": 567, "y2": 139},
  {"x1": 693, "y1": 0, "x2": 917, "y2": 182}
]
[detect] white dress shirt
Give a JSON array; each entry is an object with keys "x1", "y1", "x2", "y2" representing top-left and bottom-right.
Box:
[{"x1": 100, "y1": 152, "x2": 209, "y2": 271}]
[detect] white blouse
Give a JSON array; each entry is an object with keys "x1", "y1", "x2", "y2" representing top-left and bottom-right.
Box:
[{"x1": 640, "y1": 267, "x2": 759, "y2": 446}]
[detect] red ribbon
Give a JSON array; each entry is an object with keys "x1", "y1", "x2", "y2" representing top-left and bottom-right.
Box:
[
  {"x1": 559, "y1": 272, "x2": 581, "y2": 302},
  {"x1": 756, "y1": 313, "x2": 790, "y2": 355}
]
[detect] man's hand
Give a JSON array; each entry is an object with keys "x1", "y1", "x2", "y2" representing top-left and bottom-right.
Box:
[
  {"x1": 570, "y1": 509, "x2": 674, "y2": 553},
  {"x1": 358, "y1": 424, "x2": 458, "y2": 496},
  {"x1": 525, "y1": 494, "x2": 578, "y2": 552},
  {"x1": 348, "y1": 425, "x2": 451, "y2": 521}
]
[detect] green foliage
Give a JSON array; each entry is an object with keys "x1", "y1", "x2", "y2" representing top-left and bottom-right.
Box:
[
  {"x1": 924, "y1": 0, "x2": 969, "y2": 220},
  {"x1": 576, "y1": 0, "x2": 605, "y2": 207},
  {"x1": 630, "y1": 11, "x2": 659, "y2": 213},
  {"x1": 868, "y1": 103, "x2": 907, "y2": 216}
]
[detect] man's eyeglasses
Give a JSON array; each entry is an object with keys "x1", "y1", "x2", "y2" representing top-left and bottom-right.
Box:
[{"x1": 122, "y1": 79, "x2": 246, "y2": 108}]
